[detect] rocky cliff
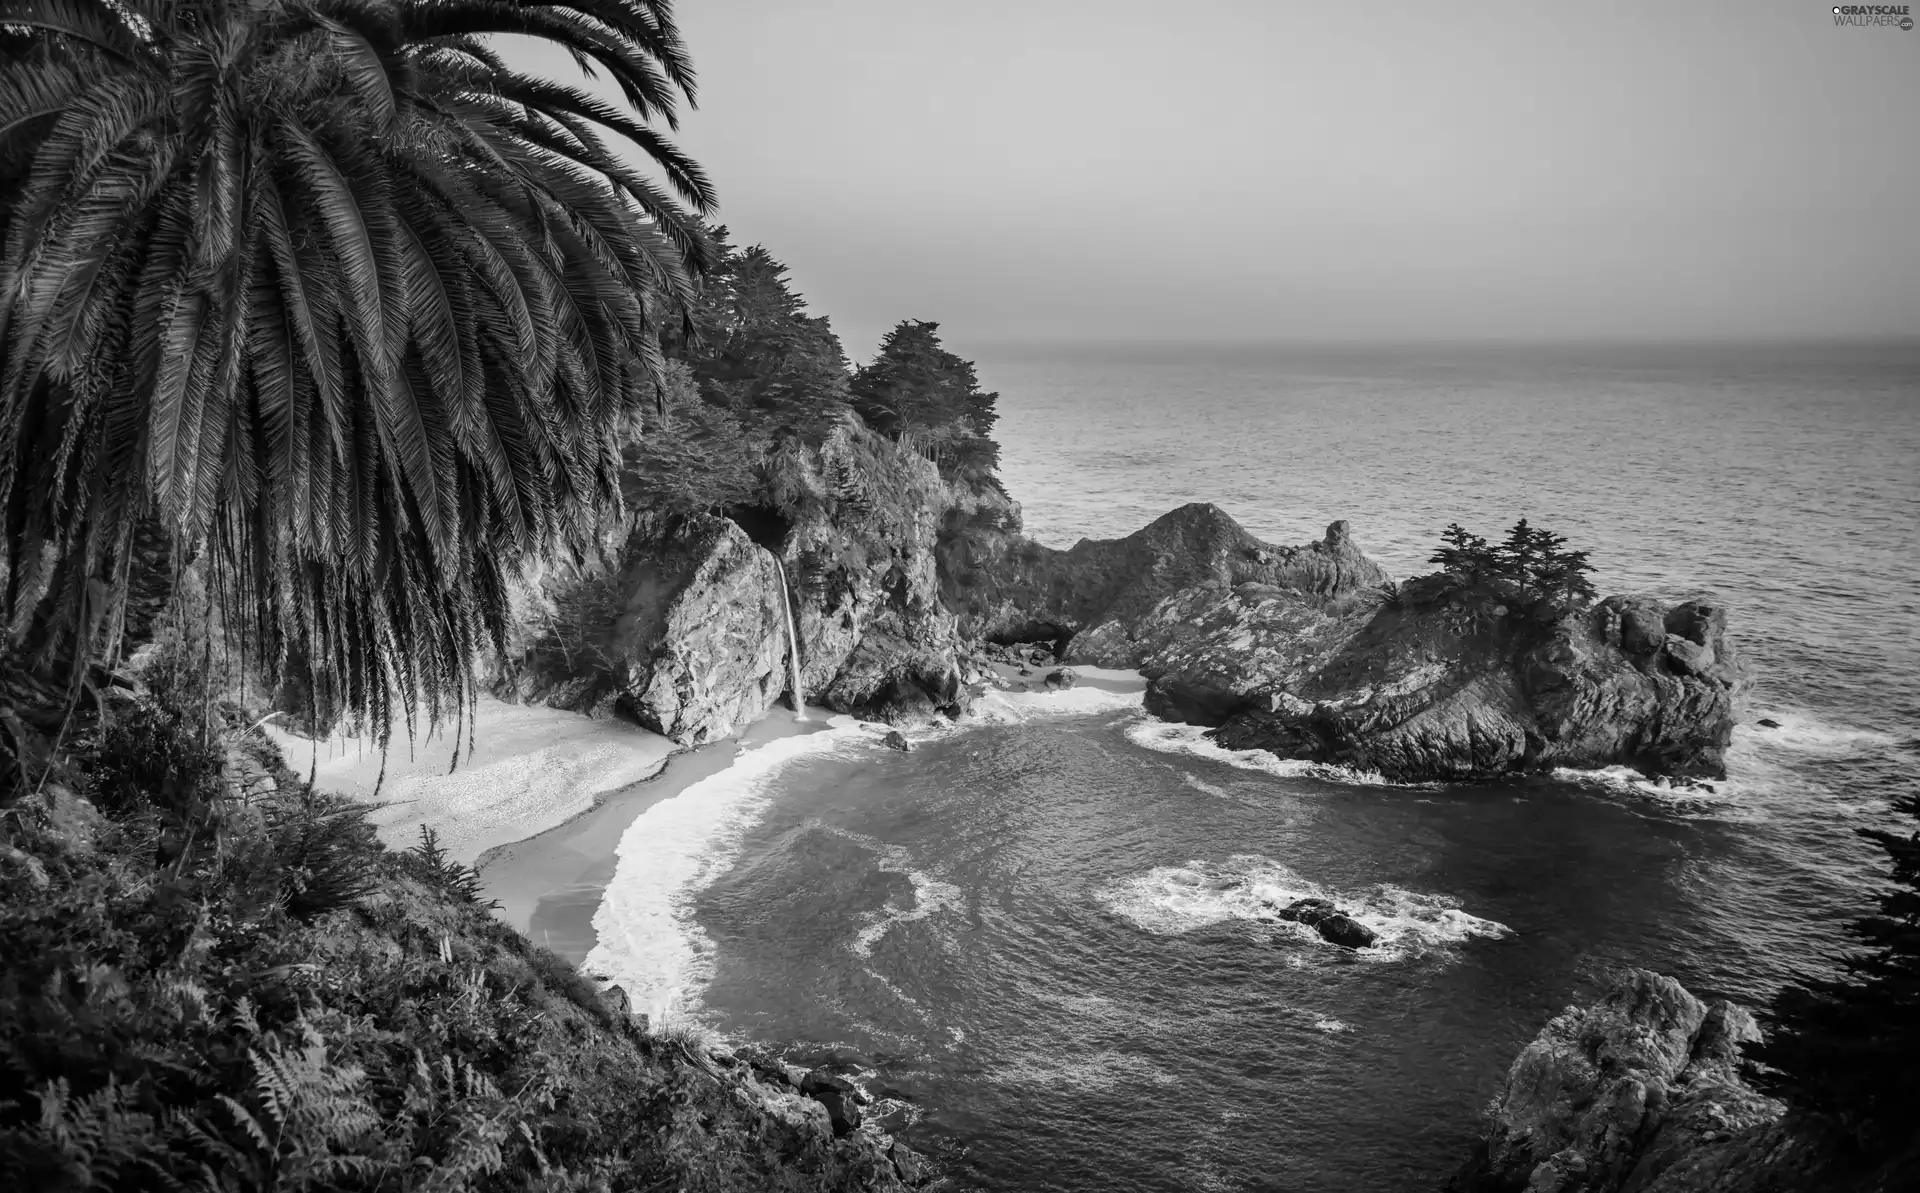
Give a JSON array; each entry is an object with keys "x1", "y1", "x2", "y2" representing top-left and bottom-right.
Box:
[
  {"x1": 937, "y1": 500, "x2": 1390, "y2": 647},
  {"x1": 941, "y1": 502, "x2": 1744, "y2": 782},
  {"x1": 497, "y1": 416, "x2": 973, "y2": 744},
  {"x1": 1445, "y1": 970, "x2": 1889, "y2": 1193},
  {"x1": 1195, "y1": 579, "x2": 1746, "y2": 781}
]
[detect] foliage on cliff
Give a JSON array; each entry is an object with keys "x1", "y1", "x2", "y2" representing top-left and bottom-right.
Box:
[
  {"x1": 0, "y1": 647, "x2": 913, "y2": 1191},
  {"x1": 1747, "y1": 792, "x2": 1920, "y2": 1176},
  {"x1": 1423, "y1": 519, "x2": 1597, "y2": 629},
  {"x1": 625, "y1": 233, "x2": 1004, "y2": 524},
  {"x1": 851, "y1": 322, "x2": 1003, "y2": 494}
]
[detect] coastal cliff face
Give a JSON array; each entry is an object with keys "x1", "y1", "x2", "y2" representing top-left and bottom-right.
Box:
[
  {"x1": 499, "y1": 417, "x2": 971, "y2": 743},
  {"x1": 1195, "y1": 580, "x2": 1746, "y2": 781},
  {"x1": 937, "y1": 500, "x2": 1389, "y2": 647},
  {"x1": 1446, "y1": 970, "x2": 1881, "y2": 1193}
]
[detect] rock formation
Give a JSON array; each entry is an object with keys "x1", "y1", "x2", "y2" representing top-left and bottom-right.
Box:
[
  {"x1": 945, "y1": 502, "x2": 1744, "y2": 782},
  {"x1": 938, "y1": 501, "x2": 1389, "y2": 647},
  {"x1": 498, "y1": 418, "x2": 973, "y2": 743},
  {"x1": 1274, "y1": 897, "x2": 1379, "y2": 949},
  {"x1": 1196, "y1": 580, "x2": 1746, "y2": 781},
  {"x1": 1447, "y1": 969, "x2": 1873, "y2": 1193}
]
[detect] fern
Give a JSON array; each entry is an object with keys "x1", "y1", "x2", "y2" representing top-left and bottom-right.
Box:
[{"x1": 406, "y1": 827, "x2": 501, "y2": 910}]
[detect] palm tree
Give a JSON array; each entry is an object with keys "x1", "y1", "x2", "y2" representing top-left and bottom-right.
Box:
[{"x1": 0, "y1": 0, "x2": 715, "y2": 743}]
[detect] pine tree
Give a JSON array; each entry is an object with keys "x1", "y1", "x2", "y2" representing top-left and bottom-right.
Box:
[
  {"x1": 1429, "y1": 523, "x2": 1494, "y2": 585},
  {"x1": 851, "y1": 321, "x2": 1001, "y2": 489},
  {"x1": 669, "y1": 232, "x2": 854, "y2": 442},
  {"x1": 1747, "y1": 793, "x2": 1920, "y2": 1164}
]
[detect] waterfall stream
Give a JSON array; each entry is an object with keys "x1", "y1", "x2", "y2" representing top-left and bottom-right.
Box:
[{"x1": 773, "y1": 558, "x2": 808, "y2": 721}]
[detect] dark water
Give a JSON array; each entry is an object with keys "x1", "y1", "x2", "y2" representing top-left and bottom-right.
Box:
[{"x1": 594, "y1": 341, "x2": 1920, "y2": 1191}]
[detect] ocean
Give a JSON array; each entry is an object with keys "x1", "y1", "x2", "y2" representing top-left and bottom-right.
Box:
[{"x1": 580, "y1": 341, "x2": 1920, "y2": 1192}]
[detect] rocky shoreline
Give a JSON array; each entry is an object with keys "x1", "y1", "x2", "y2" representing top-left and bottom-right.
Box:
[
  {"x1": 495, "y1": 456, "x2": 1747, "y2": 788},
  {"x1": 1445, "y1": 970, "x2": 1900, "y2": 1193}
]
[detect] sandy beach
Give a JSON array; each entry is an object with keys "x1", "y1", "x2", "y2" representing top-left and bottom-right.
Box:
[
  {"x1": 263, "y1": 697, "x2": 679, "y2": 866},
  {"x1": 479, "y1": 709, "x2": 830, "y2": 963}
]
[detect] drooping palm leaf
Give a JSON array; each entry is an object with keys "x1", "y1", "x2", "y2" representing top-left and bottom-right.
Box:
[{"x1": 0, "y1": 0, "x2": 714, "y2": 741}]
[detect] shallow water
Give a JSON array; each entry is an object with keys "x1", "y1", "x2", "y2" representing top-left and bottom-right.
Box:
[{"x1": 584, "y1": 341, "x2": 1920, "y2": 1191}]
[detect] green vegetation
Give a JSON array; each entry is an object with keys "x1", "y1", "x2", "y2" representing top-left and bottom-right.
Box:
[
  {"x1": 625, "y1": 232, "x2": 1004, "y2": 521},
  {"x1": 0, "y1": 631, "x2": 906, "y2": 1190},
  {"x1": 1423, "y1": 519, "x2": 1597, "y2": 627},
  {"x1": 1747, "y1": 792, "x2": 1920, "y2": 1177},
  {"x1": 851, "y1": 321, "x2": 1002, "y2": 495},
  {"x1": 0, "y1": 0, "x2": 713, "y2": 742},
  {"x1": 0, "y1": 3, "x2": 968, "y2": 1188}
]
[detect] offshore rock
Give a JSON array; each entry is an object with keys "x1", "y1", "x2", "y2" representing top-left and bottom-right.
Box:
[
  {"x1": 937, "y1": 502, "x2": 1390, "y2": 653},
  {"x1": 1446, "y1": 969, "x2": 1864, "y2": 1193},
  {"x1": 1126, "y1": 573, "x2": 1745, "y2": 781},
  {"x1": 1276, "y1": 897, "x2": 1379, "y2": 949}
]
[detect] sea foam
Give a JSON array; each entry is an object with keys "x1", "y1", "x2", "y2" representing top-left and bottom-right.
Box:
[
  {"x1": 968, "y1": 681, "x2": 1145, "y2": 726},
  {"x1": 1125, "y1": 719, "x2": 1401, "y2": 787},
  {"x1": 1094, "y1": 854, "x2": 1510, "y2": 958},
  {"x1": 584, "y1": 718, "x2": 865, "y2": 1023},
  {"x1": 1737, "y1": 709, "x2": 1899, "y2": 753}
]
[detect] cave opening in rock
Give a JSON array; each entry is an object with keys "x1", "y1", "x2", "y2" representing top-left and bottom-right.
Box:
[{"x1": 724, "y1": 503, "x2": 792, "y2": 551}]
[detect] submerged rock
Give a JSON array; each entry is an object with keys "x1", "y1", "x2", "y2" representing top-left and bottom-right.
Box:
[{"x1": 1276, "y1": 897, "x2": 1379, "y2": 949}]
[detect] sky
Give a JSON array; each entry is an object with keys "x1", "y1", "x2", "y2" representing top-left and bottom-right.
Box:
[{"x1": 518, "y1": 0, "x2": 1920, "y2": 355}]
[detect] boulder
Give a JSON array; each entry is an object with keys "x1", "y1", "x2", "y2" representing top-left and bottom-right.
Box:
[
  {"x1": 882, "y1": 730, "x2": 912, "y2": 752},
  {"x1": 1276, "y1": 898, "x2": 1379, "y2": 949},
  {"x1": 1314, "y1": 913, "x2": 1378, "y2": 950},
  {"x1": 1614, "y1": 597, "x2": 1670, "y2": 655},
  {"x1": 800, "y1": 1070, "x2": 864, "y2": 1137},
  {"x1": 502, "y1": 414, "x2": 975, "y2": 741},
  {"x1": 890, "y1": 1140, "x2": 926, "y2": 1184},
  {"x1": 1446, "y1": 969, "x2": 1794, "y2": 1193},
  {"x1": 1043, "y1": 668, "x2": 1079, "y2": 690}
]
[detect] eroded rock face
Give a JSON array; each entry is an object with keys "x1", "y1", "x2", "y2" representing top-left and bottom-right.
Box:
[
  {"x1": 1446, "y1": 970, "x2": 1856, "y2": 1193},
  {"x1": 938, "y1": 502, "x2": 1390, "y2": 650},
  {"x1": 1110, "y1": 572, "x2": 1743, "y2": 781},
  {"x1": 498, "y1": 513, "x2": 788, "y2": 744},
  {"x1": 501, "y1": 418, "x2": 972, "y2": 743}
]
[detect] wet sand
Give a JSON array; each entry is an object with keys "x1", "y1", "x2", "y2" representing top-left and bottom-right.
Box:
[
  {"x1": 471, "y1": 668, "x2": 1148, "y2": 969},
  {"x1": 477, "y1": 707, "x2": 831, "y2": 965}
]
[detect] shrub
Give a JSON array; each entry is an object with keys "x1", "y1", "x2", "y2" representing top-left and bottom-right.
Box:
[{"x1": 406, "y1": 827, "x2": 500, "y2": 911}]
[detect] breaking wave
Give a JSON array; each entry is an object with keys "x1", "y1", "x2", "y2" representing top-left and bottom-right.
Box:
[
  {"x1": 1125, "y1": 719, "x2": 1401, "y2": 787},
  {"x1": 584, "y1": 719, "x2": 866, "y2": 1023},
  {"x1": 1093, "y1": 854, "x2": 1510, "y2": 958}
]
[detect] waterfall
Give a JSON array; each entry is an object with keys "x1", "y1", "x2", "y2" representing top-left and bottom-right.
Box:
[{"x1": 773, "y1": 558, "x2": 808, "y2": 721}]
